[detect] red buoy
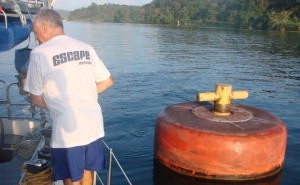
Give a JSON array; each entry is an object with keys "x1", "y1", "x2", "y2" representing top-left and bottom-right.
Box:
[{"x1": 154, "y1": 85, "x2": 287, "y2": 180}]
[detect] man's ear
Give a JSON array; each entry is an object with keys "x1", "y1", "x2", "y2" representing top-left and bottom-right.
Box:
[{"x1": 42, "y1": 23, "x2": 47, "y2": 32}]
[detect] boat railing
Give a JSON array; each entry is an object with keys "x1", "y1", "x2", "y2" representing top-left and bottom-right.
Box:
[
  {"x1": 27, "y1": 0, "x2": 45, "y2": 7},
  {"x1": 18, "y1": 138, "x2": 133, "y2": 185},
  {"x1": 98, "y1": 141, "x2": 133, "y2": 185},
  {"x1": 0, "y1": 79, "x2": 37, "y2": 119},
  {"x1": 0, "y1": 6, "x2": 8, "y2": 28},
  {"x1": 0, "y1": 79, "x2": 6, "y2": 104},
  {"x1": 23, "y1": 0, "x2": 54, "y2": 10},
  {"x1": 5, "y1": 0, "x2": 28, "y2": 25},
  {"x1": 0, "y1": 0, "x2": 53, "y2": 19}
]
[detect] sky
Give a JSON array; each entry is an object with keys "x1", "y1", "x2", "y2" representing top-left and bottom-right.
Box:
[{"x1": 53, "y1": 0, "x2": 153, "y2": 11}]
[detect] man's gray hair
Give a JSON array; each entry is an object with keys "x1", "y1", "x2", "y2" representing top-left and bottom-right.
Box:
[{"x1": 34, "y1": 9, "x2": 63, "y2": 29}]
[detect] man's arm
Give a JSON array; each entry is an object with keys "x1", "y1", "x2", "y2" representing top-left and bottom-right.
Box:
[
  {"x1": 96, "y1": 76, "x2": 114, "y2": 94},
  {"x1": 29, "y1": 94, "x2": 47, "y2": 109}
]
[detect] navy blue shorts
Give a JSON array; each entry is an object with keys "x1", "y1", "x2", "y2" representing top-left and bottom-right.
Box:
[{"x1": 51, "y1": 138, "x2": 106, "y2": 182}]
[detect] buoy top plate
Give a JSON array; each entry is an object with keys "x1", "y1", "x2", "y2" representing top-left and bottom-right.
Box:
[{"x1": 158, "y1": 102, "x2": 284, "y2": 136}]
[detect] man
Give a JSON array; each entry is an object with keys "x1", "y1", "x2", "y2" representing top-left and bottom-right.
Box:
[{"x1": 24, "y1": 9, "x2": 114, "y2": 185}]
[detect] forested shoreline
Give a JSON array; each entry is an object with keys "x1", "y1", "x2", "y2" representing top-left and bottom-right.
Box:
[{"x1": 67, "y1": 0, "x2": 300, "y2": 31}]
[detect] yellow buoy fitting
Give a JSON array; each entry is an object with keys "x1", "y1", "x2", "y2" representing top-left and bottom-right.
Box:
[{"x1": 197, "y1": 84, "x2": 248, "y2": 116}]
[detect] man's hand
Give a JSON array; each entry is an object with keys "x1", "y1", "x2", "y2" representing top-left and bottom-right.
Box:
[
  {"x1": 29, "y1": 94, "x2": 47, "y2": 109},
  {"x1": 96, "y1": 76, "x2": 114, "y2": 94}
]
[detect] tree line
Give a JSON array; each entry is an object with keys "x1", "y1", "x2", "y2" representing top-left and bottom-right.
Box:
[{"x1": 68, "y1": 0, "x2": 300, "y2": 31}]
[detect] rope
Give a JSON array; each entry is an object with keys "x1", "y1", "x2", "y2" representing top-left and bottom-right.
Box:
[{"x1": 21, "y1": 166, "x2": 52, "y2": 185}]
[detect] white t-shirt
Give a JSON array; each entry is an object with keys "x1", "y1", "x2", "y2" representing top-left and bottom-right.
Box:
[{"x1": 24, "y1": 35, "x2": 111, "y2": 148}]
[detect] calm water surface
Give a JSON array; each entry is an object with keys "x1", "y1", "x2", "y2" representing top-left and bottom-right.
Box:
[{"x1": 0, "y1": 22, "x2": 299, "y2": 185}]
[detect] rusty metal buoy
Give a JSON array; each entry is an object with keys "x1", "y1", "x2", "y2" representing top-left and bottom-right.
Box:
[{"x1": 154, "y1": 84, "x2": 287, "y2": 180}]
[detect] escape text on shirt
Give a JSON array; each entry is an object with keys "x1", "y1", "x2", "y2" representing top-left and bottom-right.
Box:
[{"x1": 53, "y1": 50, "x2": 90, "y2": 66}]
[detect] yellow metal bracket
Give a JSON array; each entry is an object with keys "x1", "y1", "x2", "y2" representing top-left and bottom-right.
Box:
[{"x1": 197, "y1": 84, "x2": 248, "y2": 116}]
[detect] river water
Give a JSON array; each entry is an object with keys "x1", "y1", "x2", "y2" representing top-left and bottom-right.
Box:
[{"x1": 0, "y1": 22, "x2": 299, "y2": 185}]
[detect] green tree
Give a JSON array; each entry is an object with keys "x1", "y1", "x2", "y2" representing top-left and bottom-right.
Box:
[{"x1": 68, "y1": 0, "x2": 300, "y2": 31}]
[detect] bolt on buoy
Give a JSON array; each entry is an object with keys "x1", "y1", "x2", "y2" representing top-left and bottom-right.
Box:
[{"x1": 197, "y1": 84, "x2": 248, "y2": 116}]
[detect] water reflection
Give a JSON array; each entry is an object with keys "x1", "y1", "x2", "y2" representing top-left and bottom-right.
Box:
[{"x1": 153, "y1": 160, "x2": 281, "y2": 185}]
